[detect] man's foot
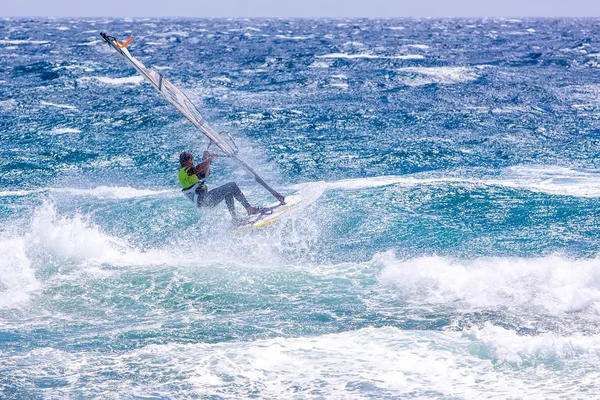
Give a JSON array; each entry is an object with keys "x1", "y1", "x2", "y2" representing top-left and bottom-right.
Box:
[{"x1": 246, "y1": 206, "x2": 264, "y2": 215}]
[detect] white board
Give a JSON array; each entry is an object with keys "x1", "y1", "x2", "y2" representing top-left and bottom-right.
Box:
[{"x1": 233, "y1": 181, "x2": 326, "y2": 232}]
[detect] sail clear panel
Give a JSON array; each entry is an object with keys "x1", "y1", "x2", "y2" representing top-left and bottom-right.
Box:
[{"x1": 103, "y1": 35, "x2": 235, "y2": 156}]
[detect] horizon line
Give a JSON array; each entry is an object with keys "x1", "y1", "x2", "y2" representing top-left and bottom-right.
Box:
[{"x1": 3, "y1": 15, "x2": 600, "y2": 19}]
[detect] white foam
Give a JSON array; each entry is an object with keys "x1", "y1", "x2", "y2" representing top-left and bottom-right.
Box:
[
  {"x1": 27, "y1": 203, "x2": 131, "y2": 265},
  {"x1": 0, "y1": 39, "x2": 49, "y2": 45},
  {"x1": 407, "y1": 44, "x2": 430, "y2": 50},
  {"x1": 464, "y1": 322, "x2": 600, "y2": 366},
  {"x1": 562, "y1": 84, "x2": 600, "y2": 105},
  {"x1": 377, "y1": 250, "x2": 600, "y2": 315},
  {"x1": 0, "y1": 99, "x2": 17, "y2": 110},
  {"x1": 40, "y1": 101, "x2": 78, "y2": 110},
  {"x1": 395, "y1": 54, "x2": 425, "y2": 60},
  {"x1": 499, "y1": 165, "x2": 600, "y2": 197},
  {"x1": 23, "y1": 202, "x2": 206, "y2": 271},
  {"x1": 47, "y1": 128, "x2": 81, "y2": 135},
  {"x1": 325, "y1": 166, "x2": 600, "y2": 198},
  {"x1": 227, "y1": 27, "x2": 260, "y2": 32},
  {"x1": 0, "y1": 189, "x2": 41, "y2": 197},
  {"x1": 95, "y1": 76, "x2": 144, "y2": 85},
  {"x1": 16, "y1": 202, "x2": 288, "y2": 272},
  {"x1": 211, "y1": 76, "x2": 232, "y2": 84},
  {"x1": 88, "y1": 156, "x2": 136, "y2": 168},
  {"x1": 182, "y1": 327, "x2": 480, "y2": 397},
  {"x1": 318, "y1": 52, "x2": 377, "y2": 59},
  {"x1": 50, "y1": 186, "x2": 175, "y2": 199},
  {"x1": 76, "y1": 40, "x2": 100, "y2": 46},
  {"x1": 241, "y1": 68, "x2": 268, "y2": 74},
  {"x1": 274, "y1": 35, "x2": 313, "y2": 40},
  {"x1": 342, "y1": 41, "x2": 367, "y2": 49},
  {"x1": 21, "y1": 326, "x2": 598, "y2": 398},
  {"x1": 309, "y1": 61, "x2": 331, "y2": 68},
  {"x1": 13, "y1": 169, "x2": 596, "y2": 204},
  {"x1": 491, "y1": 105, "x2": 539, "y2": 114},
  {"x1": 292, "y1": 181, "x2": 326, "y2": 207},
  {"x1": 317, "y1": 53, "x2": 423, "y2": 60},
  {"x1": 0, "y1": 238, "x2": 40, "y2": 308},
  {"x1": 0, "y1": 186, "x2": 172, "y2": 199},
  {"x1": 325, "y1": 175, "x2": 462, "y2": 191},
  {"x1": 330, "y1": 82, "x2": 349, "y2": 89},
  {"x1": 397, "y1": 66, "x2": 480, "y2": 86}
]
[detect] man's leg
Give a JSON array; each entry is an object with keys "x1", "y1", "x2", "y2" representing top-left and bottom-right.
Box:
[
  {"x1": 227, "y1": 182, "x2": 252, "y2": 209},
  {"x1": 224, "y1": 194, "x2": 236, "y2": 216},
  {"x1": 199, "y1": 182, "x2": 255, "y2": 217}
]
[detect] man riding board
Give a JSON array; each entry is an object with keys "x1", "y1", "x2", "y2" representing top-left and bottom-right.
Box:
[{"x1": 178, "y1": 150, "x2": 263, "y2": 220}]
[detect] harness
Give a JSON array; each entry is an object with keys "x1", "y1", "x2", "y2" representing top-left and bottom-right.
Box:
[
  {"x1": 182, "y1": 182, "x2": 207, "y2": 206},
  {"x1": 179, "y1": 166, "x2": 207, "y2": 206}
]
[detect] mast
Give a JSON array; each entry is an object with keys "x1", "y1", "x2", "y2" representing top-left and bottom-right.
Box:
[{"x1": 100, "y1": 33, "x2": 285, "y2": 203}]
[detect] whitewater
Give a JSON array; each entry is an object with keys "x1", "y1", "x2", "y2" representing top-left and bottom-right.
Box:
[{"x1": 2, "y1": 17, "x2": 600, "y2": 399}]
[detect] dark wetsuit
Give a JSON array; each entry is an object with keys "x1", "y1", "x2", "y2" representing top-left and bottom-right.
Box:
[
  {"x1": 198, "y1": 182, "x2": 252, "y2": 218},
  {"x1": 180, "y1": 166, "x2": 251, "y2": 217},
  {"x1": 179, "y1": 157, "x2": 254, "y2": 218}
]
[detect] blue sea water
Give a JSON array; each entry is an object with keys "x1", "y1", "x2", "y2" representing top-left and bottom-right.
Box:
[{"x1": 2, "y1": 17, "x2": 600, "y2": 399}]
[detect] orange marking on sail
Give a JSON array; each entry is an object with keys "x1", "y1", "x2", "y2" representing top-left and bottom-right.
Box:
[{"x1": 116, "y1": 35, "x2": 134, "y2": 49}]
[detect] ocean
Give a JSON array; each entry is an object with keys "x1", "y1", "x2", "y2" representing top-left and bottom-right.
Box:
[{"x1": 2, "y1": 17, "x2": 600, "y2": 399}]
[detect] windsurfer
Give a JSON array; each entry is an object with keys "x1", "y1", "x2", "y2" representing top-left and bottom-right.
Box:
[{"x1": 178, "y1": 151, "x2": 262, "y2": 219}]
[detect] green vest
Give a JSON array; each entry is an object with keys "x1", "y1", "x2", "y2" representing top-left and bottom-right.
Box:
[{"x1": 178, "y1": 167, "x2": 201, "y2": 190}]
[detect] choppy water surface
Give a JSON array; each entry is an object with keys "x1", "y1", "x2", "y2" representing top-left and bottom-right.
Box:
[{"x1": 2, "y1": 17, "x2": 600, "y2": 399}]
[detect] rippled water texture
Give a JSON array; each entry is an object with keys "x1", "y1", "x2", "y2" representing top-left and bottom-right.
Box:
[{"x1": 2, "y1": 18, "x2": 600, "y2": 399}]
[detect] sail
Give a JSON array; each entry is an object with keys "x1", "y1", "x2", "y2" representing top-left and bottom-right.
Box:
[{"x1": 100, "y1": 33, "x2": 284, "y2": 202}]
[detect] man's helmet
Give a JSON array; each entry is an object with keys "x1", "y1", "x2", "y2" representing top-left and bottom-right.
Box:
[{"x1": 179, "y1": 151, "x2": 193, "y2": 167}]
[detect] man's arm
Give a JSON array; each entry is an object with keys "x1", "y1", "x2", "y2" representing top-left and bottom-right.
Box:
[{"x1": 192, "y1": 152, "x2": 212, "y2": 178}]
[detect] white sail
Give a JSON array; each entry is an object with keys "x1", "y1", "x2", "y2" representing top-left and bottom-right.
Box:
[
  {"x1": 100, "y1": 33, "x2": 284, "y2": 202},
  {"x1": 100, "y1": 33, "x2": 235, "y2": 156}
]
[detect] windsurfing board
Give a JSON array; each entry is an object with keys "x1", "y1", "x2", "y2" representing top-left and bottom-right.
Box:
[{"x1": 233, "y1": 181, "x2": 326, "y2": 232}]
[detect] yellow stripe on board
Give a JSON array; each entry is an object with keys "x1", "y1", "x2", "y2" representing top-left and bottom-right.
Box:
[{"x1": 252, "y1": 216, "x2": 281, "y2": 229}]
